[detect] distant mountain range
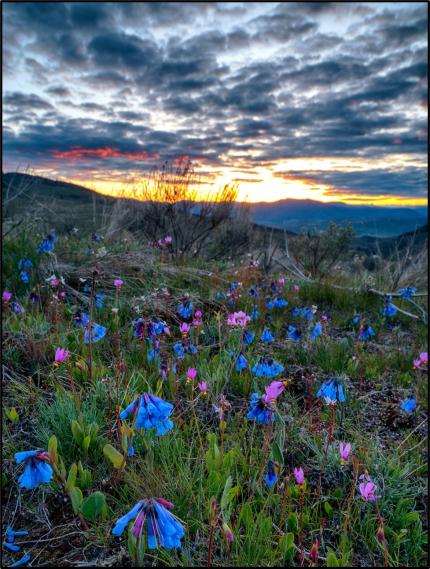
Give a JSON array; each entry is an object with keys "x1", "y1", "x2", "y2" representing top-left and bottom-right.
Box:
[
  {"x1": 247, "y1": 199, "x2": 427, "y2": 237},
  {"x1": 3, "y1": 172, "x2": 428, "y2": 238}
]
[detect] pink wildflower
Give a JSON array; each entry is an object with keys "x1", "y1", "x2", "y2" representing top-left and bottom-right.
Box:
[
  {"x1": 2, "y1": 290, "x2": 12, "y2": 302},
  {"x1": 180, "y1": 322, "x2": 191, "y2": 335},
  {"x1": 186, "y1": 367, "x2": 198, "y2": 382},
  {"x1": 264, "y1": 380, "x2": 286, "y2": 404},
  {"x1": 114, "y1": 279, "x2": 123, "y2": 288},
  {"x1": 359, "y1": 481, "x2": 378, "y2": 501},
  {"x1": 339, "y1": 442, "x2": 351, "y2": 464},
  {"x1": 294, "y1": 467, "x2": 305, "y2": 486},
  {"x1": 198, "y1": 381, "x2": 208, "y2": 395},
  {"x1": 54, "y1": 348, "x2": 70, "y2": 365}
]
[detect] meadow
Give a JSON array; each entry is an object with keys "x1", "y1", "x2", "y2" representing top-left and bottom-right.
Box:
[{"x1": 1, "y1": 221, "x2": 428, "y2": 567}]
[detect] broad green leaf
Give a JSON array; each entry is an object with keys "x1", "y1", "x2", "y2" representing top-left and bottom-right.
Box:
[
  {"x1": 71, "y1": 420, "x2": 84, "y2": 445},
  {"x1": 48, "y1": 435, "x2": 58, "y2": 463},
  {"x1": 6, "y1": 407, "x2": 19, "y2": 423},
  {"x1": 82, "y1": 435, "x2": 91, "y2": 453},
  {"x1": 103, "y1": 444, "x2": 125, "y2": 469},
  {"x1": 326, "y1": 550, "x2": 339, "y2": 567},
  {"x1": 70, "y1": 486, "x2": 83, "y2": 514},
  {"x1": 65, "y1": 463, "x2": 77, "y2": 491},
  {"x1": 81, "y1": 491, "x2": 107, "y2": 522}
]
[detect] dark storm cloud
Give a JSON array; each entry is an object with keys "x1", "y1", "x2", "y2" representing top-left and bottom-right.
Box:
[
  {"x1": 2, "y1": 1, "x2": 428, "y2": 200},
  {"x1": 275, "y1": 168, "x2": 428, "y2": 198}
]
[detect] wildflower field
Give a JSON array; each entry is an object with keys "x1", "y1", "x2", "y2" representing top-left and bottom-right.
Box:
[{"x1": 2, "y1": 227, "x2": 428, "y2": 567}]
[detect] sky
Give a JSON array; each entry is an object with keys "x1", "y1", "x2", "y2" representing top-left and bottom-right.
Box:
[{"x1": 2, "y1": 1, "x2": 428, "y2": 205}]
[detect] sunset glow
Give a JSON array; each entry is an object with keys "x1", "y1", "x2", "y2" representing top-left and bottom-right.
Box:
[{"x1": 3, "y1": 2, "x2": 428, "y2": 207}]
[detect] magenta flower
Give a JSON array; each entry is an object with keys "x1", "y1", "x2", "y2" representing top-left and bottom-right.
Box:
[
  {"x1": 114, "y1": 279, "x2": 124, "y2": 288},
  {"x1": 293, "y1": 284, "x2": 300, "y2": 293},
  {"x1": 359, "y1": 481, "x2": 378, "y2": 501},
  {"x1": 2, "y1": 290, "x2": 12, "y2": 302},
  {"x1": 50, "y1": 278, "x2": 60, "y2": 288},
  {"x1": 413, "y1": 352, "x2": 428, "y2": 369},
  {"x1": 294, "y1": 467, "x2": 305, "y2": 486},
  {"x1": 54, "y1": 348, "x2": 70, "y2": 365},
  {"x1": 180, "y1": 322, "x2": 191, "y2": 335},
  {"x1": 264, "y1": 380, "x2": 286, "y2": 404},
  {"x1": 339, "y1": 442, "x2": 351, "y2": 464},
  {"x1": 164, "y1": 235, "x2": 172, "y2": 245},
  {"x1": 186, "y1": 367, "x2": 198, "y2": 382},
  {"x1": 227, "y1": 311, "x2": 250, "y2": 328},
  {"x1": 198, "y1": 381, "x2": 208, "y2": 395},
  {"x1": 278, "y1": 277, "x2": 285, "y2": 286},
  {"x1": 222, "y1": 522, "x2": 234, "y2": 543}
]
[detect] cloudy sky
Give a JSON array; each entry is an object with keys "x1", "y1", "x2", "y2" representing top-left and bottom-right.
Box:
[{"x1": 3, "y1": 2, "x2": 428, "y2": 204}]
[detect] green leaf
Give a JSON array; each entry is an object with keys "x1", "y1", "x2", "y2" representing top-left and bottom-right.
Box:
[
  {"x1": 279, "y1": 532, "x2": 294, "y2": 562},
  {"x1": 5, "y1": 407, "x2": 19, "y2": 423},
  {"x1": 220, "y1": 475, "x2": 233, "y2": 512},
  {"x1": 271, "y1": 441, "x2": 283, "y2": 464},
  {"x1": 81, "y1": 491, "x2": 107, "y2": 522},
  {"x1": 326, "y1": 550, "x2": 339, "y2": 567},
  {"x1": 48, "y1": 435, "x2": 58, "y2": 463},
  {"x1": 82, "y1": 435, "x2": 91, "y2": 453},
  {"x1": 103, "y1": 444, "x2": 125, "y2": 469},
  {"x1": 70, "y1": 487, "x2": 83, "y2": 514},
  {"x1": 65, "y1": 463, "x2": 77, "y2": 491},
  {"x1": 287, "y1": 512, "x2": 299, "y2": 534},
  {"x1": 405, "y1": 512, "x2": 420, "y2": 525},
  {"x1": 324, "y1": 501, "x2": 334, "y2": 519},
  {"x1": 71, "y1": 420, "x2": 84, "y2": 445}
]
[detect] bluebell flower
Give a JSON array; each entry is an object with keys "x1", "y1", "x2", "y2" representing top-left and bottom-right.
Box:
[
  {"x1": 352, "y1": 314, "x2": 361, "y2": 326},
  {"x1": 9, "y1": 553, "x2": 31, "y2": 567},
  {"x1": 178, "y1": 301, "x2": 193, "y2": 319},
  {"x1": 236, "y1": 353, "x2": 248, "y2": 371},
  {"x1": 19, "y1": 271, "x2": 30, "y2": 283},
  {"x1": 5, "y1": 527, "x2": 28, "y2": 544},
  {"x1": 73, "y1": 311, "x2": 107, "y2": 343},
  {"x1": 251, "y1": 305, "x2": 259, "y2": 320},
  {"x1": 18, "y1": 258, "x2": 33, "y2": 270},
  {"x1": 132, "y1": 318, "x2": 145, "y2": 338},
  {"x1": 15, "y1": 450, "x2": 53, "y2": 490},
  {"x1": 147, "y1": 348, "x2": 160, "y2": 364},
  {"x1": 383, "y1": 296, "x2": 397, "y2": 317},
  {"x1": 358, "y1": 323, "x2": 376, "y2": 341},
  {"x1": 230, "y1": 281, "x2": 239, "y2": 290},
  {"x1": 288, "y1": 325, "x2": 302, "y2": 342},
  {"x1": 248, "y1": 287, "x2": 259, "y2": 297},
  {"x1": 127, "y1": 438, "x2": 135, "y2": 457},
  {"x1": 400, "y1": 395, "x2": 416, "y2": 414},
  {"x1": 266, "y1": 299, "x2": 275, "y2": 310},
  {"x1": 95, "y1": 294, "x2": 104, "y2": 308},
  {"x1": 260, "y1": 328, "x2": 274, "y2": 343},
  {"x1": 264, "y1": 461, "x2": 278, "y2": 488},
  {"x1": 36, "y1": 233, "x2": 56, "y2": 253},
  {"x1": 310, "y1": 322, "x2": 322, "y2": 341},
  {"x1": 252, "y1": 357, "x2": 284, "y2": 379},
  {"x1": 11, "y1": 302, "x2": 25, "y2": 314},
  {"x1": 120, "y1": 393, "x2": 174, "y2": 435},
  {"x1": 112, "y1": 498, "x2": 185, "y2": 549},
  {"x1": 173, "y1": 342, "x2": 185, "y2": 359},
  {"x1": 247, "y1": 393, "x2": 275, "y2": 425},
  {"x1": 242, "y1": 329, "x2": 255, "y2": 346},
  {"x1": 400, "y1": 287, "x2": 416, "y2": 299},
  {"x1": 302, "y1": 307, "x2": 314, "y2": 321},
  {"x1": 3, "y1": 541, "x2": 21, "y2": 552},
  {"x1": 273, "y1": 297, "x2": 288, "y2": 308},
  {"x1": 316, "y1": 378, "x2": 345, "y2": 403}
]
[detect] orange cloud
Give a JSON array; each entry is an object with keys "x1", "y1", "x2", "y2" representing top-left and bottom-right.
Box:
[{"x1": 52, "y1": 146, "x2": 159, "y2": 160}]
